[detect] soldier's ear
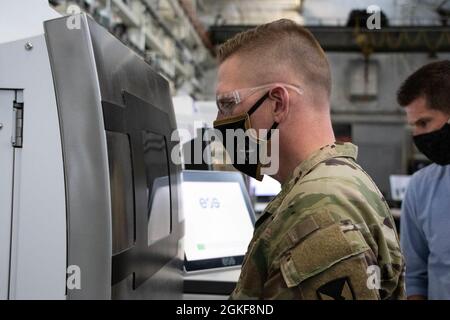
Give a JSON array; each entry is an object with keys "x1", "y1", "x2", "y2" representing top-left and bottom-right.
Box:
[{"x1": 269, "y1": 86, "x2": 289, "y2": 123}]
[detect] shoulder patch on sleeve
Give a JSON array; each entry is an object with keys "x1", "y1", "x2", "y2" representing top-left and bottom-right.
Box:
[{"x1": 316, "y1": 277, "x2": 355, "y2": 300}]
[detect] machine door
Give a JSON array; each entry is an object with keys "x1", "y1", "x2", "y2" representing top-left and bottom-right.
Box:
[
  {"x1": 104, "y1": 91, "x2": 179, "y2": 292},
  {"x1": 0, "y1": 90, "x2": 18, "y2": 299}
]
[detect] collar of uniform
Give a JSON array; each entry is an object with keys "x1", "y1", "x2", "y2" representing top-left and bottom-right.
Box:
[{"x1": 283, "y1": 142, "x2": 358, "y2": 188}]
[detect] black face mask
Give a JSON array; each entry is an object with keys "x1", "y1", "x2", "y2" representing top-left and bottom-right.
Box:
[
  {"x1": 413, "y1": 121, "x2": 450, "y2": 166},
  {"x1": 213, "y1": 92, "x2": 278, "y2": 180}
]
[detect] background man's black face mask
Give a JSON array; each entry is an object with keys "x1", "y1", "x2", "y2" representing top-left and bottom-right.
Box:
[
  {"x1": 213, "y1": 92, "x2": 278, "y2": 180},
  {"x1": 413, "y1": 121, "x2": 450, "y2": 166}
]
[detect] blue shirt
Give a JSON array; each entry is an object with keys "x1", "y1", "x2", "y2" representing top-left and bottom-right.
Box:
[{"x1": 401, "y1": 164, "x2": 450, "y2": 299}]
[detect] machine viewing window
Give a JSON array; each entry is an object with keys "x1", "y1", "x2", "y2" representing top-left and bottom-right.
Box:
[
  {"x1": 104, "y1": 93, "x2": 178, "y2": 288},
  {"x1": 106, "y1": 131, "x2": 135, "y2": 255},
  {"x1": 142, "y1": 131, "x2": 171, "y2": 246}
]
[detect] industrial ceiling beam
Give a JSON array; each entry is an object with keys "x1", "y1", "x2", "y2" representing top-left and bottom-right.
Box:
[{"x1": 208, "y1": 25, "x2": 450, "y2": 53}]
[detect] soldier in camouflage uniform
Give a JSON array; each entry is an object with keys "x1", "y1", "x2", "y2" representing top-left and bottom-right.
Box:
[
  {"x1": 213, "y1": 19, "x2": 405, "y2": 300},
  {"x1": 230, "y1": 142, "x2": 405, "y2": 299}
]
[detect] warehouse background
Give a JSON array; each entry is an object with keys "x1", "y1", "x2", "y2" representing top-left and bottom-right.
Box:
[{"x1": 48, "y1": 0, "x2": 450, "y2": 198}]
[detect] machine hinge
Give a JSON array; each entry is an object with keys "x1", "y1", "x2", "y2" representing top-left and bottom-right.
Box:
[{"x1": 12, "y1": 101, "x2": 24, "y2": 148}]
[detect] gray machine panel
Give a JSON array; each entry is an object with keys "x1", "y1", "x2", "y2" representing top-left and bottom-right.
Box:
[
  {"x1": 1, "y1": 34, "x2": 67, "y2": 300},
  {"x1": 45, "y1": 15, "x2": 112, "y2": 300},
  {"x1": 44, "y1": 14, "x2": 183, "y2": 299},
  {"x1": 0, "y1": 90, "x2": 15, "y2": 299}
]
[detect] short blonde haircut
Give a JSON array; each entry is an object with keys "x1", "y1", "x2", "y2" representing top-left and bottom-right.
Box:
[{"x1": 218, "y1": 19, "x2": 331, "y2": 98}]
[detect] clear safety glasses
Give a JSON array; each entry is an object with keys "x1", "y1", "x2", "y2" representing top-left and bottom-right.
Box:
[{"x1": 216, "y1": 83, "x2": 304, "y2": 116}]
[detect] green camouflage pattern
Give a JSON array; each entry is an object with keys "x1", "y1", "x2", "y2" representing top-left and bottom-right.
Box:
[{"x1": 231, "y1": 142, "x2": 405, "y2": 300}]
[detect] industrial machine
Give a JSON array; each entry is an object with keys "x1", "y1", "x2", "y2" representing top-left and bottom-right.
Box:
[{"x1": 0, "y1": 2, "x2": 183, "y2": 299}]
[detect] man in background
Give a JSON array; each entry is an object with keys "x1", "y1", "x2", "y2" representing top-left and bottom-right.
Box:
[{"x1": 397, "y1": 60, "x2": 450, "y2": 300}]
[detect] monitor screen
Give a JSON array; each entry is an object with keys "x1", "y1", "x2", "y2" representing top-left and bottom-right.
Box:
[{"x1": 181, "y1": 171, "x2": 255, "y2": 271}]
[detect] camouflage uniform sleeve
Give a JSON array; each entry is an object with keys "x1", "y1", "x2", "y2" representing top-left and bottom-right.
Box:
[
  {"x1": 262, "y1": 209, "x2": 381, "y2": 300},
  {"x1": 229, "y1": 237, "x2": 268, "y2": 300},
  {"x1": 230, "y1": 144, "x2": 406, "y2": 300},
  {"x1": 226, "y1": 210, "x2": 267, "y2": 300}
]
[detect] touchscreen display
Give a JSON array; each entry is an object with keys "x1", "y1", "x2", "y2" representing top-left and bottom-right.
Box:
[{"x1": 183, "y1": 181, "x2": 254, "y2": 262}]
